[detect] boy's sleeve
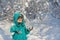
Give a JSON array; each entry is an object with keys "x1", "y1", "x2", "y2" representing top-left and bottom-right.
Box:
[
  {"x1": 22, "y1": 23, "x2": 30, "y2": 35},
  {"x1": 10, "y1": 25, "x2": 16, "y2": 33},
  {"x1": 25, "y1": 27, "x2": 30, "y2": 35}
]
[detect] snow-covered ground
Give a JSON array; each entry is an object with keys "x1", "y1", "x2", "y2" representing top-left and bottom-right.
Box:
[
  {"x1": 0, "y1": 13, "x2": 60, "y2": 40},
  {"x1": 0, "y1": 0, "x2": 60, "y2": 40}
]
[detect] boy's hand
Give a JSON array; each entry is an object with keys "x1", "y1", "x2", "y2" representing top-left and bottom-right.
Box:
[
  {"x1": 17, "y1": 31, "x2": 21, "y2": 34},
  {"x1": 29, "y1": 27, "x2": 33, "y2": 31},
  {"x1": 15, "y1": 31, "x2": 22, "y2": 34}
]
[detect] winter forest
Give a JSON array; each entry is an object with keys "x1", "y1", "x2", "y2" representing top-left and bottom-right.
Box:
[{"x1": 0, "y1": 0, "x2": 60, "y2": 40}]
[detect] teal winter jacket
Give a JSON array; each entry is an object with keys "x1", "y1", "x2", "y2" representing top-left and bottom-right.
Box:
[{"x1": 10, "y1": 12, "x2": 30, "y2": 40}]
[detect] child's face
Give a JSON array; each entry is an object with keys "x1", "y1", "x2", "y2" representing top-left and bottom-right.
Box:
[{"x1": 17, "y1": 18, "x2": 22, "y2": 23}]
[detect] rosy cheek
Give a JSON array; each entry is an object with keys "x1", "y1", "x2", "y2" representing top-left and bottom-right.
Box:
[
  {"x1": 18, "y1": 19, "x2": 22, "y2": 22},
  {"x1": 19, "y1": 19, "x2": 22, "y2": 21}
]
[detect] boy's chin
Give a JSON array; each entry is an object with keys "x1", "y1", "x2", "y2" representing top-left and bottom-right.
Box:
[{"x1": 18, "y1": 22, "x2": 22, "y2": 24}]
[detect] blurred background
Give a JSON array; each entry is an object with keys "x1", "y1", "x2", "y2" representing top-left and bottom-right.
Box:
[{"x1": 0, "y1": 0, "x2": 60, "y2": 40}]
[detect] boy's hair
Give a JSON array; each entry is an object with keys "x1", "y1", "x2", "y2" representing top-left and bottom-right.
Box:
[{"x1": 18, "y1": 14, "x2": 24, "y2": 19}]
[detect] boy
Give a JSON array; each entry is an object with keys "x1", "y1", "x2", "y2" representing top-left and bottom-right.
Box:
[{"x1": 10, "y1": 12, "x2": 33, "y2": 40}]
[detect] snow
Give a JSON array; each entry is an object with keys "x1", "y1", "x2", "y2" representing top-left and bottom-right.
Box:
[
  {"x1": 0, "y1": 0, "x2": 60, "y2": 40},
  {"x1": 0, "y1": 13, "x2": 60, "y2": 40}
]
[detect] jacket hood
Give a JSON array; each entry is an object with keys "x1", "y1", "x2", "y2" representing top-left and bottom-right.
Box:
[{"x1": 13, "y1": 11, "x2": 24, "y2": 26}]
